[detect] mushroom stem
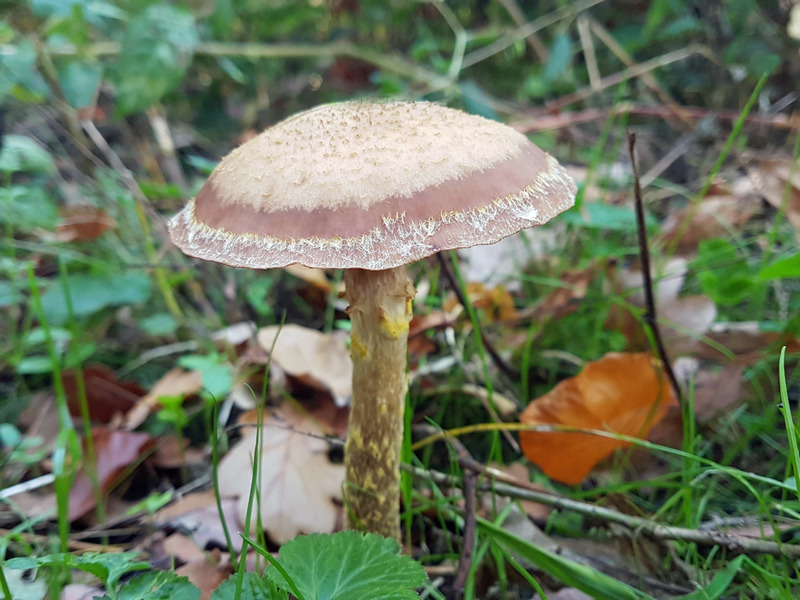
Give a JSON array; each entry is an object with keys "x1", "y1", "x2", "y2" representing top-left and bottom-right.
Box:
[{"x1": 343, "y1": 266, "x2": 415, "y2": 540}]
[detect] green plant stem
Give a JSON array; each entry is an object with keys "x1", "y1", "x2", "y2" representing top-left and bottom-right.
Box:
[
  {"x1": 0, "y1": 562, "x2": 12, "y2": 600},
  {"x1": 210, "y1": 402, "x2": 237, "y2": 570},
  {"x1": 58, "y1": 258, "x2": 105, "y2": 526},
  {"x1": 778, "y1": 347, "x2": 800, "y2": 504}
]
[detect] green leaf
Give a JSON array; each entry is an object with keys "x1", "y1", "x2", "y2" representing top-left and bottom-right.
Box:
[
  {"x1": 211, "y1": 573, "x2": 288, "y2": 600},
  {"x1": 478, "y1": 518, "x2": 653, "y2": 600},
  {"x1": 0, "y1": 566, "x2": 47, "y2": 600},
  {"x1": 673, "y1": 555, "x2": 744, "y2": 599},
  {"x1": 116, "y1": 571, "x2": 200, "y2": 600},
  {"x1": 177, "y1": 354, "x2": 233, "y2": 399},
  {"x1": 57, "y1": 60, "x2": 103, "y2": 108},
  {"x1": 139, "y1": 312, "x2": 178, "y2": 336},
  {"x1": 543, "y1": 33, "x2": 572, "y2": 82},
  {"x1": 691, "y1": 238, "x2": 759, "y2": 306},
  {"x1": 40, "y1": 270, "x2": 152, "y2": 325},
  {"x1": 112, "y1": 5, "x2": 198, "y2": 115},
  {"x1": 0, "y1": 40, "x2": 49, "y2": 101},
  {"x1": 0, "y1": 136, "x2": 56, "y2": 174},
  {"x1": 0, "y1": 186, "x2": 59, "y2": 231},
  {"x1": 268, "y1": 531, "x2": 427, "y2": 600},
  {"x1": 758, "y1": 253, "x2": 800, "y2": 280}
]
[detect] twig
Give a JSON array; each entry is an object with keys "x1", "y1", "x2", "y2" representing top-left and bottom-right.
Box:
[
  {"x1": 587, "y1": 17, "x2": 690, "y2": 124},
  {"x1": 404, "y1": 462, "x2": 800, "y2": 558},
  {"x1": 146, "y1": 105, "x2": 187, "y2": 189},
  {"x1": 445, "y1": 435, "x2": 478, "y2": 596},
  {"x1": 512, "y1": 103, "x2": 800, "y2": 133},
  {"x1": 576, "y1": 14, "x2": 600, "y2": 89},
  {"x1": 545, "y1": 45, "x2": 708, "y2": 112},
  {"x1": 627, "y1": 132, "x2": 683, "y2": 408},
  {"x1": 496, "y1": 0, "x2": 548, "y2": 63},
  {"x1": 461, "y1": 0, "x2": 606, "y2": 69},
  {"x1": 435, "y1": 253, "x2": 520, "y2": 382},
  {"x1": 81, "y1": 119, "x2": 183, "y2": 320}
]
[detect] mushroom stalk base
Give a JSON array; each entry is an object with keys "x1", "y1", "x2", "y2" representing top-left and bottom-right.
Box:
[{"x1": 343, "y1": 267, "x2": 415, "y2": 540}]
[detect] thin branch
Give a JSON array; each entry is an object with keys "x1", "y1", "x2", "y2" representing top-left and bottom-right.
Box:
[
  {"x1": 435, "y1": 253, "x2": 520, "y2": 382},
  {"x1": 545, "y1": 45, "x2": 709, "y2": 112},
  {"x1": 461, "y1": 0, "x2": 606, "y2": 69},
  {"x1": 627, "y1": 132, "x2": 683, "y2": 408},
  {"x1": 405, "y1": 462, "x2": 800, "y2": 559}
]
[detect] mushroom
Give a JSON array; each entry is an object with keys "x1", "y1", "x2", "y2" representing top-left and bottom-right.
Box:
[{"x1": 169, "y1": 101, "x2": 576, "y2": 540}]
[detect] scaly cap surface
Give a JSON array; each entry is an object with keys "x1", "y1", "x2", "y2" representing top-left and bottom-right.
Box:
[{"x1": 169, "y1": 101, "x2": 576, "y2": 270}]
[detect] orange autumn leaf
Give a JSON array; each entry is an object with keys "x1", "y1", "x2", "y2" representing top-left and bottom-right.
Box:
[{"x1": 519, "y1": 352, "x2": 677, "y2": 485}]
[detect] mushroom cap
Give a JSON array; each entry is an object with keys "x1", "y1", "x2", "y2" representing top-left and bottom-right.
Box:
[{"x1": 169, "y1": 101, "x2": 576, "y2": 271}]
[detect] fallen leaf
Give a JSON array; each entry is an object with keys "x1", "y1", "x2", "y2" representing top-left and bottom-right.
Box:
[
  {"x1": 257, "y1": 324, "x2": 352, "y2": 406},
  {"x1": 284, "y1": 264, "x2": 335, "y2": 292},
  {"x1": 217, "y1": 402, "x2": 344, "y2": 543},
  {"x1": 658, "y1": 194, "x2": 755, "y2": 253},
  {"x1": 56, "y1": 205, "x2": 115, "y2": 242},
  {"x1": 607, "y1": 258, "x2": 717, "y2": 354},
  {"x1": 124, "y1": 368, "x2": 204, "y2": 430},
  {"x1": 156, "y1": 490, "x2": 242, "y2": 552},
  {"x1": 520, "y1": 353, "x2": 677, "y2": 485},
  {"x1": 177, "y1": 554, "x2": 231, "y2": 600},
  {"x1": 443, "y1": 282, "x2": 518, "y2": 323},
  {"x1": 749, "y1": 158, "x2": 800, "y2": 231},
  {"x1": 519, "y1": 266, "x2": 596, "y2": 322},
  {"x1": 63, "y1": 365, "x2": 145, "y2": 424},
  {"x1": 69, "y1": 427, "x2": 155, "y2": 520}
]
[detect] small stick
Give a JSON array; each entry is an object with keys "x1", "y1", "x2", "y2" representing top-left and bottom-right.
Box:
[
  {"x1": 435, "y1": 253, "x2": 520, "y2": 381},
  {"x1": 448, "y1": 436, "x2": 478, "y2": 596},
  {"x1": 627, "y1": 131, "x2": 684, "y2": 407},
  {"x1": 405, "y1": 462, "x2": 800, "y2": 559}
]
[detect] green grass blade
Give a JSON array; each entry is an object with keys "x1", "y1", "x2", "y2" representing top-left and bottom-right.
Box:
[{"x1": 477, "y1": 517, "x2": 654, "y2": 600}]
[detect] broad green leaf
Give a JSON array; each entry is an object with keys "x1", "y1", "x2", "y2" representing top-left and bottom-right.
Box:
[
  {"x1": 139, "y1": 312, "x2": 178, "y2": 336},
  {"x1": 674, "y1": 555, "x2": 745, "y2": 600},
  {"x1": 0, "y1": 280, "x2": 22, "y2": 307},
  {"x1": 112, "y1": 5, "x2": 198, "y2": 115},
  {"x1": 178, "y1": 354, "x2": 233, "y2": 399},
  {"x1": 40, "y1": 271, "x2": 152, "y2": 325},
  {"x1": 269, "y1": 531, "x2": 427, "y2": 600},
  {"x1": 211, "y1": 573, "x2": 288, "y2": 600},
  {"x1": 543, "y1": 33, "x2": 572, "y2": 82},
  {"x1": 758, "y1": 253, "x2": 800, "y2": 280},
  {"x1": 0, "y1": 40, "x2": 49, "y2": 101},
  {"x1": 116, "y1": 571, "x2": 200, "y2": 600},
  {"x1": 478, "y1": 518, "x2": 653, "y2": 600},
  {"x1": 0, "y1": 187, "x2": 59, "y2": 231},
  {"x1": 57, "y1": 60, "x2": 103, "y2": 108},
  {"x1": 691, "y1": 238, "x2": 760, "y2": 306},
  {"x1": 0, "y1": 566, "x2": 46, "y2": 600},
  {"x1": 0, "y1": 136, "x2": 55, "y2": 174}
]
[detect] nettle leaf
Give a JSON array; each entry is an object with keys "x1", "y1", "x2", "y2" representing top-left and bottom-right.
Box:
[
  {"x1": 211, "y1": 573, "x2": 288, "y2": 600},
  {"x1": 40, "y1": 270, "x2": 152, "y2": 325},
  {"x1": 112, "y1": 5, "x2": 198, "y2": 115},
  {"x1": 0, "y1": 135, "x2": 56, "y2": 174},
  {"x1": 269, "y1": 531, "x2": 427, "y2": 600}
]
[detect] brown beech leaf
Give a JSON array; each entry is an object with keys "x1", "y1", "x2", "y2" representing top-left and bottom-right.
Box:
[
  {"x1": 124, "y1": 368, "x2": 203, "y2": 430},
  {"x1": 56, "y1": 205, "x2": 116, "y2": 242},
  {"x1": 257, "y1": 324, "x2": 352, "y2": 406},
  {"x1": 69, "y1": 427, "x2": 155, "y2": 520},
  {"x1": 658, "y1": 194, "x2": 755, "y2": 253},
  {"x1": 63, "y1": 365, "x2": 145, "y2": 424},
  {"x1": 750, "y1": 159, "x2": 800, "y2": 231},
  {"x1": 520, "y1": 353, "x2": 677, "y2": 485},
  {"x1": 217, "y1": 402, "x2": 344, "y2": 544}
]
